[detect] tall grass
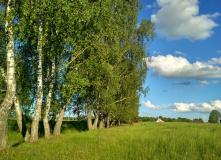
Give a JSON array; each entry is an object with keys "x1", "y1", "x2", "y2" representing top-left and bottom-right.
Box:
[{"x1": 1, "y1": 121, "x2": 221, "y2": 160}]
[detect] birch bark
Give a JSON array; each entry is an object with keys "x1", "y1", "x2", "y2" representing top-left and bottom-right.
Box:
[
  {"x1": 30, "y1": 20, "x2": 43, "y2": 142},
  {"x1": 92, "y1": 111, "x2": 99, "y2": 130},
  {"x1": 0, "y1": 0, "x2": 16, "y2": 151},
  {"x1": 13, "y1": 96, "x2": 22, "y2": 131},
  {"x1": 43, "y1": 56, "x2": 55, "y2": 139},
  {"x1": 14, "y1": 95, "x2": 31, "y2": 141},
  {"x1": 99, "y1": 113, "x2": 105, "y2": 129},
  {"x1": 87, "y1": 100, "x2": 100, "y2": 130},
  {"x1": 0, "y1": 41, "x2": 30, "y2": 141},
  {"x1": 53, "y1": 94, "x2": 73, "y2": 136},
  {"x1": 86, "y1": 101, "x2": 93, "y2": 131},
  {"x1": 53, "y1": 105, "x2": 66, "y2": 136}
]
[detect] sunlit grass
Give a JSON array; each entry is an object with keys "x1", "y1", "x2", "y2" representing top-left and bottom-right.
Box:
[{"x1": 1, "y1": 121, "x2": 221, "y2": 160}]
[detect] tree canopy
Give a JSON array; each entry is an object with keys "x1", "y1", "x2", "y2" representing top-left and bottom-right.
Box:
[
  {"x1": 0, "y1": 0, "x2": 156, "y2": 150},
  {"x1": 208, "y1": 110, "x2": 221, "y2": 123}
]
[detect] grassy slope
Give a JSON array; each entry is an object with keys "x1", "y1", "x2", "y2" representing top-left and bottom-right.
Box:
[{"x1": 1, "y1": 121, "x2": 221, "y2": 160}]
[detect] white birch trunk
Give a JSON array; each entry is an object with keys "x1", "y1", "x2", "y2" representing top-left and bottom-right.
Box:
[
  {"x1": 0, "y1": 0, "x2": 16, "y2": 151},
  {"x1": 14, "y1": 95, "x2": 31, "y2": 141},
  {"x1": 30, "y1": 20, "x2": 43, "y2": 142},
  {"x1": 110, "y1": 120, "x2": 115, "y2": 127},
  {"x1": 53, "y1": 94, "x2": 73, "y2": 136},
  {"x1": 86, "y1": 101, "x2": 94, "y2": 131},
  {"x1": 92, "y1": 111, "x2": 99, "y2": 130},
  {"x1": 99, "y1": 113, "x2": 105, "y2": 129},
  {"x1": 14, "y1": 96, "x2": 23, "y2": 133},
  {"x1": 53, "y1": 105, "x2": 66, "y2": 136},
  {"x1": 43, "y1": 56, "x2": 55, "y2": 139},
  {"x1": 118, "y1": 120, "x2": 121, "y2": 126},
  {"x1": 87, "y1": 110, "x2": 98, "y2": 130},
  {"x1": 0, "y1": 43, "x2": 29, "y2": 141}
]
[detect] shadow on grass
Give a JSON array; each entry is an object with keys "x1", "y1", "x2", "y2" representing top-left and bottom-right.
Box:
[
  {"x1": 8, "y1": 119, "x2": 88, "y2": 139},
  {"x1": 8, "y1": 119, "x2": 89, "y2": 148},
  {"x1": 11, "y1": 141, "x2": 24, "y2": 148},
  {"x1": 60, "y1": 120, "x2": 88, "y2": 133},
  {"x1": 39, "y1": 120, "x2": 88, "y2": 136}
]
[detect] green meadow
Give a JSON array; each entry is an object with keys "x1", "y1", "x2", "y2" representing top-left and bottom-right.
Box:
[{"x1": 1, "y1": 121, "x2": 221, "y2": 160}]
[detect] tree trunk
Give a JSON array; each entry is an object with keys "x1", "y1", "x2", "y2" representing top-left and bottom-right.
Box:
[
  {"x1": 0, "y1": 113, "x2": 10, "y2": 151},
  {"x1": 118, "y1": 120, "x2": 121, "y2": 126},
  {"x1": 0, "y1": 0, "x2": 16, "y2": 151},
  {"x1": 0, "y1": 72, "x2": 29, "y2": 142},
  {"x1": 93, "y1": 117, "x2": 98, "y2": 129},
  {"x1": 87, "y1": 104, "x2": 93, "y2": 131},
  {"x1": 43, "y1": 57, "x2": 55, "y2": 139},
  {"x1": 14, "y1": 95, "x2": 30, "y2": 140},
  {"x1": 14, "y1": 96, "x2": 22, "y2": 133},
  {"x1": 53, "y1": 105, "x2": 66, "y2": 136},
  {"x1": 99, "y1": 113, "x2": 105, "y2": 129},
  {"x1": 30, "y1": 20, "x2": 43, "y2": 142},
  {"x1": 111, "y1": 120, "x2": 115, "y2": 127},
  {"x1": 92, "y1": 111, "x2": 99, "y2": 130},
  {"x1": 53, "y1": 94, "x2": 73, "y2": 136},
  {"x1": 24, "y1": 130, "x2": 31, "y2": 142}
]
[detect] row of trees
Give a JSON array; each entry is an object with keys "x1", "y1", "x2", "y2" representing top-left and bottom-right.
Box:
[
  {"x1": 139, "y1": 116, "x2": 204, "y2": 123},
  {"x1": 0, "y1": 0, "x2": 155, "y2": 150},
  {"x1": 141, "y1": 110, "x2": 221, "y2": 123}
]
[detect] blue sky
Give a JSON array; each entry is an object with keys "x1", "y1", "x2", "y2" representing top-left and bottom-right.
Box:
[{"x1": 138, "y1": 0, "x2": 221, "y2": 121}]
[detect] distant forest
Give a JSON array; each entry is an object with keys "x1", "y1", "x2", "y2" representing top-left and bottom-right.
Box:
[{"x1": 139, "y1": 116, "x2": 204, "y2": 123}]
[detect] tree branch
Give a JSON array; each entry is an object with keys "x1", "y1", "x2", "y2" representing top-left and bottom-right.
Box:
[
  {"x1": 110, "y1": 96, "x2": 136, "y2": 105},
  {"x1": 15, "y1": 57, "x2": 34, "y2": 66},
  {"x1": 59, "y1": 46, "x2": 91, "y2": 71}
]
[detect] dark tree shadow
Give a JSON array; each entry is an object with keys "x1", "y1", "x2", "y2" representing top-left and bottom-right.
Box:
[{"x1": 8, "y1": 118, "x2": 89, "y2": 147}]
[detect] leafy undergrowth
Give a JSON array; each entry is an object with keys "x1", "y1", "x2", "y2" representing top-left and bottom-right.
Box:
[{"x1": 1, "y1": 122, "x2": 221, "y2": 160}]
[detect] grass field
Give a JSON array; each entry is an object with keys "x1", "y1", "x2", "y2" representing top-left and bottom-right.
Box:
[{"x1": 1, "y1": 121, "x2": 221, "y2": 160}]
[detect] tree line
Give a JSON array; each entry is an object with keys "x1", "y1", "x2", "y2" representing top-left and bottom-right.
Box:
[
  {"x1": 140, "y1": 111, "x2": 221, "y2": 123},
  {"x1": 139, "y1": 116, "x2": 204, "y2": 123},
  {"x1": 0, "y1": 0, "x2": 155, "y2": 150}
]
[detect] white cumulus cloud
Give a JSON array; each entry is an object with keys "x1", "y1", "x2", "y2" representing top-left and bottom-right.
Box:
[
  {"x1": 170, "y1": 100, "x2": 221, "y2": 113},
  {"x1": 142, "y1": 101, "x2": 167, "y2": 110},
  {"x1": 207, "y1": 57, "x2": 221, "y2": 65},
  {"x1": 146, "y1": 55, "x2": 221, "y2": 79},
  {"x1": 151, "y1": 0, "x2": 219, "y2": 40},
  {"x1": 207, "y1": 12, "x2": 220, "y2": 19}
]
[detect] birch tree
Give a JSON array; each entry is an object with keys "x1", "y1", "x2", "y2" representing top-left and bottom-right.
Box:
[
  {"x1": 0, "y1": 0, "x2": 16, "y2": 151},
  {"x1": 29, "y1": 18, "x2": 43, "y2": 142},
  {"x1": 43, "y1": 56, "x2": 55, "y2": 139}
]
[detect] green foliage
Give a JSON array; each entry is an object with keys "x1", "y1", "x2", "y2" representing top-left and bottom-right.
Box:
[
  {"x1": 193, "y1": 118, "x2": 204, "y2": 123},
  {"x1": 209, "y1": 110, "x2": 221, "y2": 123},
  {"x1": 139, "y1": 116, "x2": 156, "y2": 122},
  {"x1": 0, "y1": 0, "x2": 156, "y2": 143}
]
